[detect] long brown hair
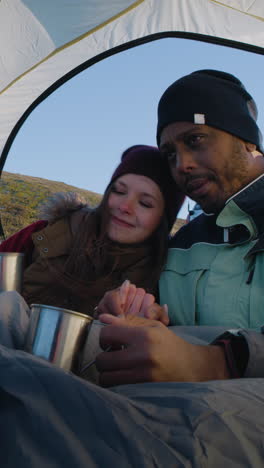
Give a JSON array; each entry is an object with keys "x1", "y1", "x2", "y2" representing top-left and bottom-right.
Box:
[
  {"x1": 32, "y1": 180, "x2": 169, "y2": 314},
  {"x1": 57, "y1": 183, "x2": 169, "y2": 294}
]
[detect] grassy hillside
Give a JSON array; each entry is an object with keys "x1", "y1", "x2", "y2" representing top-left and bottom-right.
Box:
[
  {"x1": 0, "y1": 171, "x2": 185, "y2": 238},
  {"x1": 1, "y1": 171, "x2": 102, "y2": 238}
]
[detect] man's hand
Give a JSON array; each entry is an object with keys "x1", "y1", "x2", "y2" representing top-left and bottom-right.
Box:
[
  {"x1": 96, "y1": 315, "x2": 230, "y2": 387},
  {"x1": 95, "y1": 280, "x2": 169, "y2": 325}
]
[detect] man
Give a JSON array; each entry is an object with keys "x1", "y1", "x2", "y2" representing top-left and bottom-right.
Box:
[
  {"x1": 96, "y1": 70, "x2": 264, "y2": 386},
  {"x1": 157, "y1": 69, "x2": 264, "y2": 329}
]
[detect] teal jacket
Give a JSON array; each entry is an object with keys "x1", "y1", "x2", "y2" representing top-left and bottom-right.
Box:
[{"x1": 159, "y1": 174, "x2": 264, "y2": 329}]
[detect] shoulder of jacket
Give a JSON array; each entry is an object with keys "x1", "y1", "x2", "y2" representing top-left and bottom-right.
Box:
[
  {"x1": 169, "y1": 213, "x2": 218, "y2": 248},
  {"x1": 169, "y1": 219, "x2": 198, "y2": 247},
  {"x1": 38, "y1": 192, "x2": 92, "y2": 224}
]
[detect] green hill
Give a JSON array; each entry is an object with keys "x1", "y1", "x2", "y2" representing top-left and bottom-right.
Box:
[
  {"x1": 0, "y1": 171, "x2": 102, "y2": 238},
  {"x1": 0, "y1": 171, "x2": 185, "y2": 238}
]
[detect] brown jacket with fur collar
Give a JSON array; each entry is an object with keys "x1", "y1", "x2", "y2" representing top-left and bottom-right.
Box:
[
  {"x1": 21, "y1": 193, "x2": 157, "y2": 316},
  {"x1": 22, "y1": 193, "x2": 96, "y2": 314}
]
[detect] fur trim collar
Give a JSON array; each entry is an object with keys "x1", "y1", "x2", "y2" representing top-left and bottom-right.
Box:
[{"x1": 38, "y1": 192, "x2": 90, "y2": 223}]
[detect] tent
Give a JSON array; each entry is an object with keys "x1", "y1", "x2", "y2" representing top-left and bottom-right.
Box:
[
  {"x1": 0, "y1": 0, "x2": 264, "y2": 236},
  {"x1": 0, "y1": 5, "x2": 264, "y2": 464}
]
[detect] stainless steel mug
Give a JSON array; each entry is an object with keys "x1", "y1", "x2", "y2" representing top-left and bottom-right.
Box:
[
  {"x1": 0, "y1": 252, "x2": 25, "y2": 293},
  {"x1": 24, "y1": 304, "x2": 93, "y2": 373},
  {"x1": 78, "y1": 320, "x2": 107, "y2": 384},
  {"x1": 78, "y1": 321, "x2": 124, "y2": 385}
]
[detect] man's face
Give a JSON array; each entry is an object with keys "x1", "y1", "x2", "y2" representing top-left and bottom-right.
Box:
[{"x1": 159, "y1": 122, "x2": 259, "y2": 213}]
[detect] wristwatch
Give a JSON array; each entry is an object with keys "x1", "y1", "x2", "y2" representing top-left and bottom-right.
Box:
[{"x1": 212, "y1": 331, "x2": 249, "y2": 378}]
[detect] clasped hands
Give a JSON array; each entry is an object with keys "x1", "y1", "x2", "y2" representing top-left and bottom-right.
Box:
[
  {"x1": 95, "y1": 279, "x2": 169, "y2": 325},
  {"x1": 94, "y1": 281, "x2": 230, "y2": 387}
]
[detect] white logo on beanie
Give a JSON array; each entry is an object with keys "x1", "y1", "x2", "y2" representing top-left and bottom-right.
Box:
[{"x1": 194, "y1": 113, "x2": 205, "y2": 124}]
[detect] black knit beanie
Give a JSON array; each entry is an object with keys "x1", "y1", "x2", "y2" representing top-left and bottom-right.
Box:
[
  {"x1": 108, "y1": 145, "x2": 185, "y2": 230},
  {"x1": 157, "y1": 69, "x2": 263, "y2": 151}
]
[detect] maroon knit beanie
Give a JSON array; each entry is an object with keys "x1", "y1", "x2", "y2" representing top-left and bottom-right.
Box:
[{"x1": 108, "y1": 145, "x2": 185, "y2": 230}]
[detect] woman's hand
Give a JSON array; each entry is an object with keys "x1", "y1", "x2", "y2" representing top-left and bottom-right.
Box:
[{"x1": 95, "y1": 280, "x2": 169, "y2": 325}]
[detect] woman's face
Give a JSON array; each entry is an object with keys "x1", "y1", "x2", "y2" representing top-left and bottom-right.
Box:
[{"x1": 106, "y1": 173, "x2": 165, "y2": 244}]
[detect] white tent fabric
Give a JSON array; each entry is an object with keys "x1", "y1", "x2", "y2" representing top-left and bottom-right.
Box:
[{"x1": 0, "y1": 0, "x2": 263, "y2": 169}]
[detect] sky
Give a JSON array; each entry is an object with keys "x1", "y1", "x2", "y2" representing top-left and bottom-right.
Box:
[{"x1": 4, "y1": 37, "x2": 264, "y2": 219}]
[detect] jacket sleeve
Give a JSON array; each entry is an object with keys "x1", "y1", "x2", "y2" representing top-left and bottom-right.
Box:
[
  {"x1": 0, "y1": 221, "x2": 48, "y2": 265},
  {"x1": 239, "y1": 328, "x2": 264, "y2": 378}
]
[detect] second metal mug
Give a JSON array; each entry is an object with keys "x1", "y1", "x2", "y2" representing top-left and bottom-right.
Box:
[{"x1": 0, "y1": 252, "x2": 25, "y2": 293}]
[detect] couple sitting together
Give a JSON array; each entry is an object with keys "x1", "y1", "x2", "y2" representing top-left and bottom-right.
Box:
[{"x1": 0, "y1": 69, "x2": 264, "y2": 466}]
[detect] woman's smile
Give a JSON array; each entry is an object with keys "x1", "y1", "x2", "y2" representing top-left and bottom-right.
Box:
[{"x1": 110, "y1": 215, "x2": 135, "y2": 228}]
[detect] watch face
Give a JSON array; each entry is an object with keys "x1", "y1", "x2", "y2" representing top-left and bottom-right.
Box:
[{"x1": 228, "y1": 333, "x2": 248, "y2": 377}]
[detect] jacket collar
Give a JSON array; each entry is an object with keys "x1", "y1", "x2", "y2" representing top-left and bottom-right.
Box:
[{"x1": 216, "y1": 174, "x2": 264, "y2": 246}]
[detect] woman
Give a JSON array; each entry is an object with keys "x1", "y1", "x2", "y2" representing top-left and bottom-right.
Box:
[{"x1": 0, "y1": 145, "x2": 184, "y2": 319}]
